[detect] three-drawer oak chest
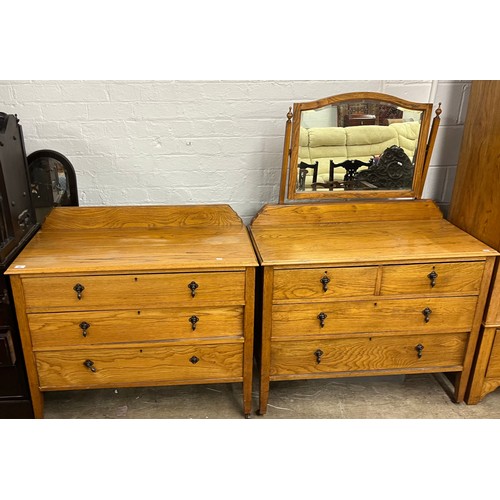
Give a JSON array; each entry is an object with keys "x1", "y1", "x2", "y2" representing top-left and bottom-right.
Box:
[
  {"x1": 249, "y1": 200, "x2": 498, "y2": 415},
  {"x1": 6, "y1": 205, "x2": 258, "y2": 418}
]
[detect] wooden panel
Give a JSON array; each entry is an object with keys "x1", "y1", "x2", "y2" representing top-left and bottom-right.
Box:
[
  {"x1": 29, "y1": 306, "x2": 244, "y2": 350},
  {"x1": 380, "y1": 261, "x2": 484, "y2": 295},
  {"x1": 252, "y1": 200, "x2": 444, "y2": 226},
  {"x1": 36, "y1": 343, "x2": 243, "y2": 390},
  {"x1": 485, "y1": 330, "x2": 500, "y2": 378},
  {"x1": 270, "y1": 333, "x2": 468, "y2": 376},
  {"x1": 22, "y1": 272, "x2": 246, "y2": 311},
  {"x1": 271, "y1": 297, "x2": 478, "y2": 337},
  {"x1": 485, "y1": 266, "x2": 500, "y2": 325},
  {"x1": 273, "y1": 266, "x2": 377, "y2": 301},
  {"x1": 41, "y1": 205, "x2": 244, "y2": 230},
  {"x1": 449, "y1": 81, "x2": 500, "y2": 251}
]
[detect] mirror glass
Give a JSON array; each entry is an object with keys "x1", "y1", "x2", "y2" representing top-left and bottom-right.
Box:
[{"x1": 284, "y1": 93, "x2": 435, "y2": 201}]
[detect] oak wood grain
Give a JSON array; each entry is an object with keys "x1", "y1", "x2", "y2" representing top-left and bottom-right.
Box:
[
  {"x1": 22, "y1": 271, "x2": 246, "y2": 312},
  {"x1": 29, "y1": 306, "x2": 244, "y2": 350},
  {"x1": 271, "y1": 297, "x2": 477, "y2": 338},
  {"x1": 270, "y1": 333, "x2": 467, "y2": 376},
  {"x1": 36, "y1": 343, "x2": 244, "y2": 390},
  {"x1": 379, "y1": 261, "x2": 484, "y2": 295}
]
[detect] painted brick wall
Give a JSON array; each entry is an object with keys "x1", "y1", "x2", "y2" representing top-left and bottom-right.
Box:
[{"x1": 0, "y1": 80, "x2": 470, "y2": 223}]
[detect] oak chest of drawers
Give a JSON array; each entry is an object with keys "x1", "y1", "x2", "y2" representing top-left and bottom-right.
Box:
[
  {"x1": 6, "y1": 205, "x2": 258, "y2": 418},
  {"x1": 249, "y1": 200, "x2": 498, "y2": 415}
]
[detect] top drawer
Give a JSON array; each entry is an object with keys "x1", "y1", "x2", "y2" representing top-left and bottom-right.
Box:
[
  {"x1": 380, "y1": 262, "x2": 484, "y2": 296},
  {"x1": 22, "y1": 271, "x2": 246, "y2": 311},
  {"x1": 273, "y1": 266, "x2": 377, "y2": 302}
]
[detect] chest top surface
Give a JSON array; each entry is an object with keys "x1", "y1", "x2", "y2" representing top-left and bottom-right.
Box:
[
  {"x1": 249, "y1": 200, "x2": 498, "y2": 266},
  {"x1": 6, "y1": 205, "x2": 258, "y2": 275}
]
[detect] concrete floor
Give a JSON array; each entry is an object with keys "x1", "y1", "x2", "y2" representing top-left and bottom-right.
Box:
[{"x1": 43, "y1": 372, "x2": 500, "y2": 419}]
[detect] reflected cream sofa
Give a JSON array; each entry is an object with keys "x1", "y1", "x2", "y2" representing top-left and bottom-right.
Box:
[{"x1": 299, "y1": 122, "x2": 421, "y2": 186}]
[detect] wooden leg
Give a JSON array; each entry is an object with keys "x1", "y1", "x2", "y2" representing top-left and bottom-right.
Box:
[
  {"x1": 32, "y1": 390, "x2": 44, "y2": 418},
  {"x1": 258, "y1": 267, "x2": 274, "y2": 416}
]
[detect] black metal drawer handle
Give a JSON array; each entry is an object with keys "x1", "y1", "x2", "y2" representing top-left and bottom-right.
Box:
[
  {"x1": 422, "y1": 307, "x2": 432, "y2": 323},
  {"x1": 314, "y1": 349, "x2": 324, "y2": 364},
  {"x1": 79, "y1": 321, "x2": 91, "y2": 337},
  {"x1": 415, "y1": 344, "x2": 424, "y2": 358},
  {"x1": 189, "y1": 315, "x2": 199, "y2": 331},
  {"x1": 320, "y1": 273, "x2": 331, "y2": 292},
  {"x1": 189, "y1": 356, "x2": 199, "y2": 364},
  {"x1": 73, "y1": 283, "x2": 85, "y2": 300},
  {"x1": 428, "y1": 270, "x2": 438, "y2": 288},
  {"x1": 83, "y1": 359, "x2": 96, "y2": 372},
  {"x1": 188, "y1": 281, "x2": 199, "y2": 298},
  {"x1": 317, "y1": 312, "x2": 327, "y2": 328}
]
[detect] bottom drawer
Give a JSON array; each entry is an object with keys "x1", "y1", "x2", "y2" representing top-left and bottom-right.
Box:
[
  {"x1": 270, "y1": 333, "x2": 468, "y2": 377},
  {"x1": 36, "y1": 343, "x2": 243, "y2": 390}
]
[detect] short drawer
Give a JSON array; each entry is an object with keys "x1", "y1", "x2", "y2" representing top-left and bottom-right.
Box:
[
  {"x1": 380, "y1": 262, "x2": 484, "y2": 296},
  {"x1": 35, "y1": 342, "x2": 244, "y2": 390},
  {"x1": 270, "y1": 333, "x2": 468, "y2": 376},
  {"x1": 485, "y1": 329, "x2": 500, "y2": 378},
  {"x1": 273, "y1": 266, "x2": 377, "y2": 301},
  {"x1": 29, "y1": 306, "x2": 244, "y2": 350},
  {"x1": 271, "y1": 296, "x2": 478, "y2": 337},
  {"x1": 22, "y1": 271, "x2": 246, "y2": 311}
]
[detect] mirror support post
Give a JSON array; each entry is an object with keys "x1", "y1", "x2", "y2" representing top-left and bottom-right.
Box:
[
  {"x1": 279, "y1": 107, "x2": 293, "y2": 204},
  {"x1": 419, "y1": 103, "x2": 442, "y2": 197}
]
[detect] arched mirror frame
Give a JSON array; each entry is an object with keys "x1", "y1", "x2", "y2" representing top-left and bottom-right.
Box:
[{"x1": 279, "y1": 92, "x2": 441, "y2": 203}]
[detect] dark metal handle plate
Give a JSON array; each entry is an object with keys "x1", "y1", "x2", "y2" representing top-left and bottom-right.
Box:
[
  {"x1": 320, "y1": 274, "x2": 331, "y2": 292},
  {"x1": 428, "y1": 270, "x2": 438, "y2": 288},
  {"x1": 83, "y1": 359, "x2": 96, "y2": 372},
  {"x1": 415, "y1": 343, "x2": 424, "y2": 358},
  {"x1": 73, "y1": 283, "x2": 85, "y2": 300},
  {"x1": 317, "y1": 312, "x2": 327, "y2": 328},
  {"x1": 189, "y1": 356, "x2": 199, "y2": 364},
  {"x1": 188, "y1": 281, "x2": 199, "y2": 298},
  {"x1": 189, "y1": 315, "x2": 199, "y2": 331},
  {"x1": 314, "y1": 349, "x2": 324, "y2": 364},
  {"x1": 422, "y1": 307, "x2": 432, "y2": 323},
  {"x1": 79, "y1": 321, "x2": 90, "y2": 337}
]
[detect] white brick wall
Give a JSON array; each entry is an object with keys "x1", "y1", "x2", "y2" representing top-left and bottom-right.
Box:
[{"x1": 0, "y1": 80, "x2": 469, "y2": 223}]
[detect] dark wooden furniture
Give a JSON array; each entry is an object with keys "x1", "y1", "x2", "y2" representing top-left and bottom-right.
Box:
[
  {"x1": 0, "y1": 112, "x2": 38, "y2": 418},
  {"x1": 448, "y1": 80, "x2": 500, "y2": 404}
]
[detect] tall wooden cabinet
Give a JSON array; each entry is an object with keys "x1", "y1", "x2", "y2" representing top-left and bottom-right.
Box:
[{"x1": 448, "y1": 80, "x2": 500, "y2": 404}]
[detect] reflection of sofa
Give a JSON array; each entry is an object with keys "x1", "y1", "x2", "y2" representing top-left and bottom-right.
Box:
[{"x1": 298, "y1": 122, "x2": 421, "y2": 185}]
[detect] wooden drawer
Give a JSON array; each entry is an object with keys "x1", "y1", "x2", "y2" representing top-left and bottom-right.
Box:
[
  {"x1": 35, "y1": 342, "x2": 244, "y2": 390},
  {"x1": 273, "y1": 266, "x2": 377, "y2": 301},
  {"x1": 380, "y1": 261, "x2": 484, "y2": 296},
  {"x1": 270, "y1": 333, "x2": 468, "y2": 376},
  {"x1": 22, "y1": 271, "x2": 246, "y2": 311},
  {"x1": 485, "y1": 329, "x2": 500, "y2": 378},
  {"x1": 29, "y1": 306, "x2": 244, "y2": 350},
  {"x1": 271, "y1": 296, "x2": 478, "y2": 337}
]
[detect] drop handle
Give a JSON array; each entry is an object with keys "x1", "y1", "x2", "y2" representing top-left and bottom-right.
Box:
[
  {"x1": 320, "y1": 274, "x2": 331, "y2": 292},
  {"x1": 79, "y1": 321, "x2": 90, "y2": 337},
  {"x1": 415, "y1": 344, "x2": 424, "y2": 359},
  {"x1": 73, "y1": 283, "x2": 85, "y2": 300},
  {"x1": 422, "y1": 307, "x2": 432, "y2": 323},
  {"x1": 317, "y1": 312, "x2": 327, "y2": 328},
  {"x1": 314, "y1": 349, "x2": 324, "y2": 364},
  {"x1": 188, "y1": 281, "x2": 199, "y2": 298},
  {"x1": 428, "y1": 270, "x2": 438, "y2": 288},
  {"x1": 189, "y1": 315, "x2": 199, "y2": 331},
  {"x1": 83, "y1": 359, "x2": 96, "y2": 372}
]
